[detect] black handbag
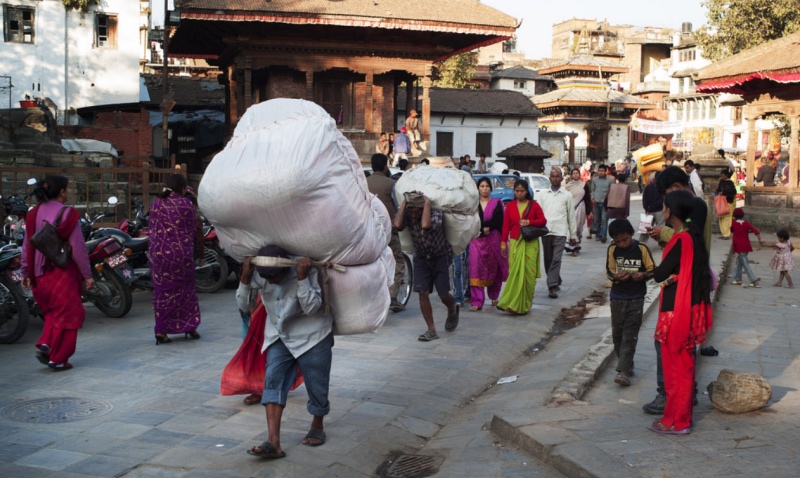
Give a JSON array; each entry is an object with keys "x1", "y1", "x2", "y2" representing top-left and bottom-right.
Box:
[
  {"x1": 520, "y1": 202, "x2": 548, "y2": 241},
  {"x1": 29, "y1": 206, "x2": 72, "y2": 269}
]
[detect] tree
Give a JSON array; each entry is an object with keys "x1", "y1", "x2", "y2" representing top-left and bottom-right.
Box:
[
  {"x1": 432, "y1": 52, "x2": 476, "y2": 89},
  {"x1": 695, "y1": 0, "x2": 800, "y2": 61},
  {"x1": 62, "y1": 0, "x2": 99, "y2": 12}
]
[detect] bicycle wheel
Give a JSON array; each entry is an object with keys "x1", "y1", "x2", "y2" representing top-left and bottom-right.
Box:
[{"x1": 397, "y1": 253, "x2": 413, "y2": 306}]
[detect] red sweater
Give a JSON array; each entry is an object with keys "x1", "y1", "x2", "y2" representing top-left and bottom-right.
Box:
[
  {"x1": 731, "y1": 219, "x2": 759, "y2": 253},
  {"x1": 502, "y1": 199, "x2": 547, "y2": 242}
]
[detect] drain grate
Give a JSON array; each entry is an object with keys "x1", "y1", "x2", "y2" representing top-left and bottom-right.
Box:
[
  {"x1": 2, "y1": 397, "x2": 113, "y2": 424},
  {"x1": 384, "y1": 454, "x2": 443, "y2": 478}
]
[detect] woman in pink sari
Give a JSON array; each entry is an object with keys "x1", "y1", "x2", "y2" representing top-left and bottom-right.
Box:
[
  {"x1": 149, "y1": 174, "x2": 202, "y2": 344},
  {"x1": 468, "y1": 177, "x2": 507, "y2": 311}
]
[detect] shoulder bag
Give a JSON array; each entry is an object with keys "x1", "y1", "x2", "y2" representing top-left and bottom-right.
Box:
[
  {"x1": 29, "y1": 206, "x2": 72, "y2": 269},
  {"x1": 520, "y1": 201, "x2": 548, "y2": 241}
]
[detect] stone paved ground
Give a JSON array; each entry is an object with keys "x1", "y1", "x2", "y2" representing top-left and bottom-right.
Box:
[
  {"x1": 0, "y1": 199, "x2": 640, "y2": 477},
  {"x1": 481, "y1": 236, "x2": 800, "y2": 477}
]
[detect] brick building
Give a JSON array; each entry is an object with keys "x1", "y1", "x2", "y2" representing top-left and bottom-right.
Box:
[{"x1": 167, "y1": 0, "x2": 517, "y2": 161}]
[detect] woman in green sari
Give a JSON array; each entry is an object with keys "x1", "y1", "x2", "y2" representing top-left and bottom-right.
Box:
[{"x1": 498, "y1": 180, "x2": 548, "y2": 314}]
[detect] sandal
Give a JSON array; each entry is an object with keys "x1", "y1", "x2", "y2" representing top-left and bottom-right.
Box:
[
  {"x1": 491, "y1": 300, "x2": 498, "y2": 306},
  {"x1": 185, "y1": 330, "x2": 201, "y2": 340},
  {"x1": 418, "y1": 330, "x2": 439, "y2": 341},
  {"x1": 730, "y1": 280, "x2": 742, "y2": 285},
  {"x1": 243, "y1": 394, "x2": 262, "y2": 405},
  {"x1": 469, "y1": 306, "x2": 481, "y2": 312},
  {"x1": 247, "y1": 441, "x2": 285, "y2": 459},
  {"x1": 647, "y1": 421, "x2": 691, "y2": 435},
  {"x1": 49, "y1": 363, "x2": 73, "y2": 372},
  {"x1": 445, "y1": 304, "x2": 460, "y2": 332},
  {"x1": 302, "y1": 428, "x2": 326, "y2": 447},
  {"x1": 748, "y1": 279, "x2": 761, "y2": 288}
]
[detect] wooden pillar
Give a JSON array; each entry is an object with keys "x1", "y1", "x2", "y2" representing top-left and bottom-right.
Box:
[
  {"x1": 405, "y1": 79, "x2": 414, "y2": 123},
  {"x1": 421, "y1": 71, "x2": 431, "y2": 137},
  {"x1": 364, "y1": 71, "x2": 374, "y2": 133},
  {"x1": 243, "y1": 58, "x2": 253, "y2": 110},
  {"x1": 568, "y1": 133, "x2": 577, "y2": 164},
  {"x1": 306, "y1": 70, "x2": 314, "y2": 101},
  {"x1": 227, "y1": 64, "x2": 238, "y2": 136},
  {"x1": 790, "y1": 115, "x2": 799, "y2": 191},
  {"x1": 746, "y1": 117, "x2": 757, "y2": 187}
]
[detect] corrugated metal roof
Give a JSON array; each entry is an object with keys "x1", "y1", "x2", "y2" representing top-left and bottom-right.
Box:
[
  {"x1": 497, "y1": 140, "x2": 552, "y2": 159},
  {"x1": 538, "y1": 54, "x2": 629, "y2": 74},
  {"x1": 491, "y1": 65, "x2": 553, "y2": 81},
  {"x1": 398, "y1": 87, "x2": 541, "y2": 116},
  {"x1": 179, "y1": 0, "x2": 518, "y2": 29}
]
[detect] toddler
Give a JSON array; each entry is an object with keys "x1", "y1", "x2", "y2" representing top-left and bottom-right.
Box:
[{"x1": 770, "y1": 229, "x2": 794, "y2": 288}]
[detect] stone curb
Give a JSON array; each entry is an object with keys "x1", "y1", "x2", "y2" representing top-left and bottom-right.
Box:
[{"x1": 490, "y1": 238, "x2": 735, "y2": 478}]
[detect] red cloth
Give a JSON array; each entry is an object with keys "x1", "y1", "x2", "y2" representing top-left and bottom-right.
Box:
[
  {"x1": 654, "y1": 231, "x2": 713, "y2": 353},
  {"x1": 25, "y1": 203, "x2": 81, "y2": 286},
  {"x1": 37, "y1": 327, "x2": 78, "y2": 365},
  {"x1": 659, "y1": 341, "x2": 695, "y2": 431},
  {"x1": 731, "y1": 220, "x2": 760, "y2": 253},
  {"x1": 501, "y1": 200, "x2": 547, "y2": 242},
  {"x1": 32, "y1": 261, "x2": 86, "y2": 330},
  {"x1": 220, "y1": 296, "x2": 303, "y2": 396}
]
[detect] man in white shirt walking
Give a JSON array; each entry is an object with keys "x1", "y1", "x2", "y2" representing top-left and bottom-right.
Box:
[
  {"x1": 537, "y1": 167, "x2": 578, "y2": 299},
  {"x1": 684, "y1": 160, "x2": 704, "y2": 197}
]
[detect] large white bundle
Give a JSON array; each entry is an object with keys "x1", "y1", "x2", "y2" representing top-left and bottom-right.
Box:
[
  {"x1": 198, "y1": 99, "x2": 389, "y2": 265},
  {"x1": 490, "y1": 161, "x2": 508, "y2": 174},
  {"x1": 330, "y1": 246, "x2": 394, "y2": 335},
  {"x1": 394, "y1": 166, "x2": 480, "y2": 255}
]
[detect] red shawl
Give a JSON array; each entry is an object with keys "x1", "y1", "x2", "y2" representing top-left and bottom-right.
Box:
[
  {"x1": 25, "y1": 203, "x2": 81, "y2": 286},
  {"x1": 654, "y1": 230, "x2": 713, "y2": 353}
]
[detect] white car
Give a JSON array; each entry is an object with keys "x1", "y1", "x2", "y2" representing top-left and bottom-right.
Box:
[{"x1": 517, "y1": 173, "x2": 552, "y2": 199}]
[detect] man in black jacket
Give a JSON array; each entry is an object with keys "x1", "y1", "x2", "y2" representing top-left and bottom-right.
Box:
[{"x1": 638, "y1": 171, "x2": 664, "y2": 245}]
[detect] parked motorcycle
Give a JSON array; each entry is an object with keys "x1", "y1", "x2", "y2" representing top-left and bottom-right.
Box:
[
  {"x1": 80, "y1": 197, "x2": 133, "y2": 318},
  {"x1": 0, "y1": 244, "x2": 30, "y2": 344},
  {"x1": 196, "y1": 224, "x2": 232, "y2": 293}
]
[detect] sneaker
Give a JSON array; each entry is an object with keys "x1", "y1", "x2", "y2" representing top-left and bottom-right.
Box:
[
  {"x1": 600, "y1": 236, "x2": 607, "y2": 244},
  {"x1": 417, "y1": 330, "x2": 439, "y2": 342},
  {"x1": 614, "y1": 372, "x2": 631, "y2": 387},
  {"x1": 389, "y1": 300, "x2": 406, "y2": 312},
  {"x1": 643, "y1": 394, "x2": 666, "y2": 414},
  {"x1": 548, "y1": 289, "x2": 558, "y2": 299}
]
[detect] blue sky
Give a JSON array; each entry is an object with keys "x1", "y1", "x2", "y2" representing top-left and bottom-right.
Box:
[{"x1": 480, "y1": 0, "x2": 708, "y2": 59}]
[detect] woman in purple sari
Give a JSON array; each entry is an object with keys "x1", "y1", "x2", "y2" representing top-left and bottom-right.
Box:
[
  {"x1": 149, "y1": 174, "x2": 202, "y2": 344},
  {"x1": 468, "y1": 177, "x2": 507, "y2": 311}
]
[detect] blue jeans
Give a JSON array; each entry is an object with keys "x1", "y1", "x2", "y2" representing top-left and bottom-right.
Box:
[
  {"x1": 734, "y1": 252, "x2": 758, "y2": 282},
  {"x1": 452, "y1": 252, "x2": 467, "y2": 303},
  {"x1": 593, "y1": 203, "x2": 608, "y2": 239},
  {"x1": 262, "y1": 333, "x2": 334, "y2": 416}
]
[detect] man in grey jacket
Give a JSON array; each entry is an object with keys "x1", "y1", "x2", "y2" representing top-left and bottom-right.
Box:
[{"x1": 591, "y1": 164, "x2": 613, "y2": 243}]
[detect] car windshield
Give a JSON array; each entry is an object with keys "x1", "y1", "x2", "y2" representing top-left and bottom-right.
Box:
[
  {"x1": 530, "y1": 177, "x2": 550, "y2": 188},
  {"x1": 501, "y1": 177, "x2": 516, "y2": 189}
]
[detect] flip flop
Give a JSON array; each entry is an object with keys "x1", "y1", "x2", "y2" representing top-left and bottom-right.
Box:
[
  {"x1": 647, "y1": 421, "x2": 691, "y2": 435},
  {"x1": 302, "y1": 428, "x2": 326, "y2": 447},
  {"x1": 445, "y1": 304, "x2": 460, "y2": 332},
  {"x1": 247, "y1": 441, "x2": 286, "y2": 459},
  {"x1": 49, "y1": 363, "x2": 73, "y2": 372},
  {"x1": 243, "y1": 394, "x2": 262, "y2": 406}
]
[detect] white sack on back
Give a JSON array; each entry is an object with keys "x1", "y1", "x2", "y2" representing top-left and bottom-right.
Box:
[
  {"x1": 394, "y1": 166, "x2": 480, "y2": 255},
  {"x1": 198, "y1": 98, "x2": 388, "y2": 265},
  {"x1": 330, "y1": 246, "x2": 393, "y2": 335},
  {"x1": 490, "y1": 161, "x2": 508, "y2": 174}
]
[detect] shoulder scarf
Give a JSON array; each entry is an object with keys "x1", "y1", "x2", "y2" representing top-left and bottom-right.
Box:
[
  {"x1": 26, "y1": 203, "x2": 81, "y2": 286},
  {"x1": 654, "y1": 230, "x2": 713, "y2": 353}
]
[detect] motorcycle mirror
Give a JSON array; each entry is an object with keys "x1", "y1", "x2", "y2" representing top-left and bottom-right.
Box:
[
  {"x1": 107, "y1": 196, "x2": 118, "y2": 205},
  {"x1": 27, "y1": 178, "x2": 37, "y2": 186}
]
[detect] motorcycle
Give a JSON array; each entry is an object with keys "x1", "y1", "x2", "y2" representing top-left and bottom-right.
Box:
[
  {"x1": 0, "y1": 244, "x2": 30, "y2": 344},
  {"x1": 1, "y1": 178, "x2": 37, "y2": 247},
  {"x1": 197, "y1": 224, "x2": 233, "y2": 293},
  {"x1": 80, "y1": 197, "x2": 133, "y2": 318}
]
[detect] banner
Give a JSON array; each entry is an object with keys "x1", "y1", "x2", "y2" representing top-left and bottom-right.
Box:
[{"x1": 630, "y1": 118, "x2": 683, "y2": 135}]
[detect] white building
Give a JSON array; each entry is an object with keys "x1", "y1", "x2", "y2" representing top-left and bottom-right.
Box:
[
  {"x1": 490, "y1": 65, "x2": 556, "y2": 99},
  {"x1": 664, "y1": 26, "x2": 773, "y2": 153},
  {"x1": 397, "y1": 88, "x2": 543, "y2": 163},
  {"x1": 0, "y1": 0, "x2": 141, "y2": 124}
]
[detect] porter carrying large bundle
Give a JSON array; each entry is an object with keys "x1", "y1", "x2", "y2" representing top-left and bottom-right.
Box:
[
  {"x1": 198, "y1": 98, "x2": 393, "y2": 334},
  {"x1": 198, "y1": 98, "x2": 389, "y2": 266},
  {"x1": 394, "y1": 166, "x2": 480, "y2": 255}
]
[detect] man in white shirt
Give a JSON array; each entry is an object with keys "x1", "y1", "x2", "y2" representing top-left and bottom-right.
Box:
[
  {"x1": 683, "y1": 160, "x2": 704, "y2": 197},
  {"x1": 537, "y1": 167, "x2": 578, "y2": 299}
]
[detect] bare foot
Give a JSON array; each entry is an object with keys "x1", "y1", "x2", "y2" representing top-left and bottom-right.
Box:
[{"x1": 773, "y1": 282, "x2": 783, "y2": 287}]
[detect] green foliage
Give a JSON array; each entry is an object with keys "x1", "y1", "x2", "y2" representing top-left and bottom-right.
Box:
[
  {"x1": 695, "y1": 0, "x2": 800, "y2": 61},
  {"x1": 62, "y1": 0, "x2": 99, "y2": 13},
  {"x1": 432, "y1": 52, "x2": 476, "y2": 89}
]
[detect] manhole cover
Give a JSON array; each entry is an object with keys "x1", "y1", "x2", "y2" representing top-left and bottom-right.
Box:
[
  {"x1": 2, "y1": 397, "x2": 113, "y2": 424},
  {"x1": 385, "y1": 454, "x2": 443, "y2": 478}
]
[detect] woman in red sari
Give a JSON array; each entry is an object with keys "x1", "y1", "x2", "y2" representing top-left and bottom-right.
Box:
[
  {"x1": 21, "y1": 175, "x2": 94, "y2": 371},
  {"x1": 468, "y1": 177, "x2": 507, "y2": 311},
  {"x1": 149, "y1": 174, "x2": 202, "y2": 344},
  {"x1": 650, "y1": 190, "x2": 712, "y2": 435}
]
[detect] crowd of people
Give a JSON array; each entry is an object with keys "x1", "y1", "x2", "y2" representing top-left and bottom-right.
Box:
[{"x1": 18, "y1": 155, "x2": 796, "y2": 458}]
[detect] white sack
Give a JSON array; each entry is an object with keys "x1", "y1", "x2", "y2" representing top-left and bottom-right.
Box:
[
  {"x1": 490, "y1": 161, "x2": 508, "y2": 174},
  {"x1": 330, "y1": 246, "x2": 393, "y2": 335},
  {"x1": 394, "y1": 166, "x2": 480, "y2": 255},
  {"x1": 198, "y1": 98, "x2": 389, "y2": 265}
]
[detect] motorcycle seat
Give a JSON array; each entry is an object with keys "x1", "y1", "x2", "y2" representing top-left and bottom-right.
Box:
[
  {"x1": 85, "y1": 238, "x2": 104, "y2": 253},
  {"x1": 127, "y1": 237, "x2": 149, "y2": 253}
]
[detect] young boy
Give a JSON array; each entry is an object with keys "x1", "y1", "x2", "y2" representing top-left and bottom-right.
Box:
[
  {"x1": 730, "y1": 208, "x2": 762, "y2": 287},
  {"x1": 606, "y1": 219, "x2": 655, "y2": 386}
]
